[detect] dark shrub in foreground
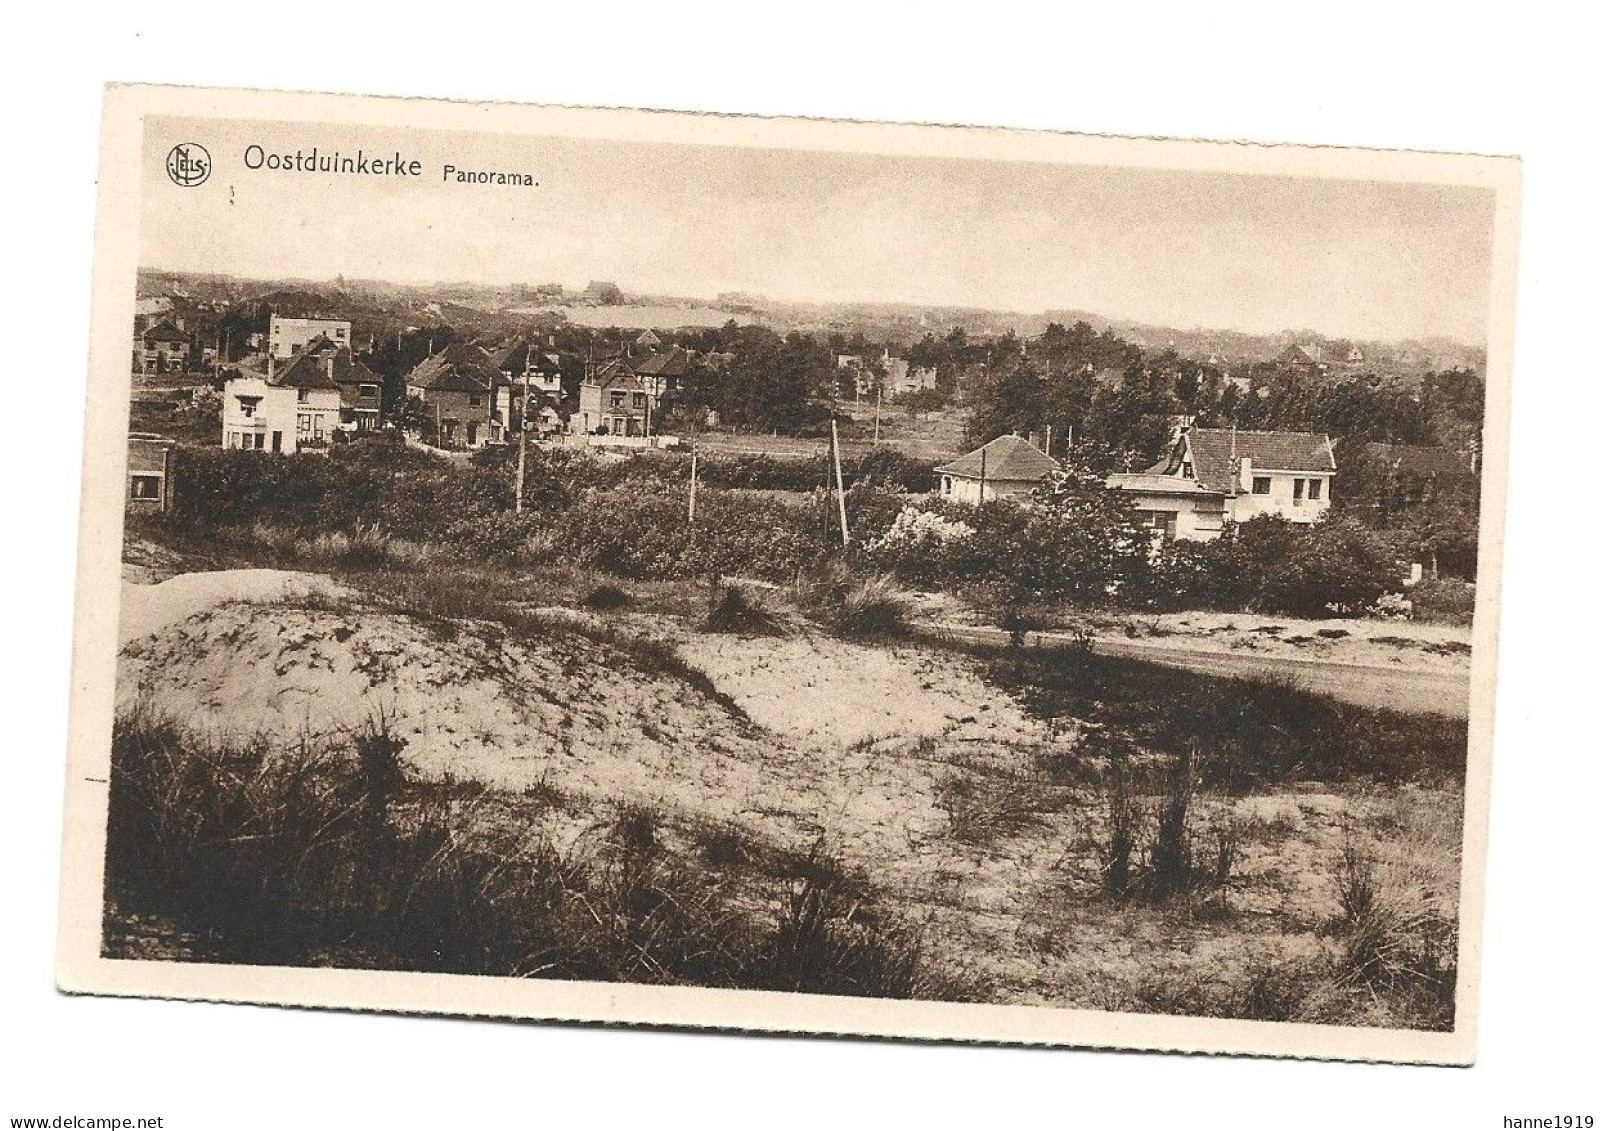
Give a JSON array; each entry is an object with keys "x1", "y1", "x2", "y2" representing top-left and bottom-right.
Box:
[
  {"x1": 103, "y1": 712, "x2": 934, "y2": 998},
  {"x1": 1408, "y1": 577, "x2": 1476, "y2": 625}
]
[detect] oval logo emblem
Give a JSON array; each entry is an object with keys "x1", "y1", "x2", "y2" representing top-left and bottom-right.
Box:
[{"x1": 165, "y1": 143, "x2": 211, "y2": 187}]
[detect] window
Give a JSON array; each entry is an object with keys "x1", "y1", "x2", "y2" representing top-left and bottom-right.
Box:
[
  {"x1": 1293, "y1": 478, "x2": 1305, "y2": 505},
  {"x1": 359, "y1": 383, "x2": 379, "y2": 398},
  {"x1": 634, "y1": 393, "x2": 647, "y2": 409},
  {"x1": 237, "y1": 398, "x2": 257, "y2": 418},
  {"x1": 334, "y1": 327, "x2": 346, "y2": 338},
  {"x1": 469, "y1": 394, "x2": 483, "y2": 408},
  {"x1": 130, "y1": 474, "x2": 161, "y2": 499},
  {"x1": 1252, "y1": 476, "x2": 1271, "y2": 494},
  {"x1": 942, "y1": 476, "x2": 953, "y2": 496},
  {"x1": 297, "y1": 413, "x2": 312, "y2": 437},
  {"x1": 1308, "y1": 478, "x2": 1323, "y2": 501},
  {"x1": 297, "y1": 387, "x2": 310, "y2": 403},
  {"x1": 1146, "y1": 510, "x2": 1179, "y2": 543},
  {"x1": 1181, "y1": 461, "x2": 1193, "y2": 478},
  {"x1": 610, "y1": 391, "x2": 625, "y2": 408}
]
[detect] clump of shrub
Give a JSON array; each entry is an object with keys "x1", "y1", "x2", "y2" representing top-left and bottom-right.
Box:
[
  {"x1": 1330, "y1": 859, "x2": 1458, "y2": 1029},
  {"x1": 579, "y1": 583, "x2": 631, "y2": 611},
  {"x1": 1151, "y1": 516, "x2": 1397, "y2": 618},
  {"x1": 704, "y1": 581, "x2": 789, "y2": 637},
  {"x1": 1095, "y1": 746, "x2": 1235, "y2": 906},
  {"x1": 1408, "y1": 577, "x2": 1476, "y2": 625},
  {"x1": 934, "y1": 773, "x2": 1043, "y2": 844},
  {"x1": 794, "y1": 565, "x2": 913, "y2": 639}
]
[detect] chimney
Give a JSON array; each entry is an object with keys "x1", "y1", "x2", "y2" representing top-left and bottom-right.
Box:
[{"x1": 1238, "y1": 455, "x2": 1253, "y2": 493}]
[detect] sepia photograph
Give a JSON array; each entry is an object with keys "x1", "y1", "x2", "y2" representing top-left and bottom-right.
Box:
[{"x1": 55, "y1": 83, "x2": 1518, "y2": 1066}]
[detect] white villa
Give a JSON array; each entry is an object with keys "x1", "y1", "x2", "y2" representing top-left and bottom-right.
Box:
[{"x1": 1108, "y1": 426, "x2": 1336, "y2": 543}]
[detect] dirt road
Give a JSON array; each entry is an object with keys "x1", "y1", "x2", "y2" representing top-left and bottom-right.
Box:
[{"x1": 921, "y1": 622, "x2": 1472, "y2": 719}]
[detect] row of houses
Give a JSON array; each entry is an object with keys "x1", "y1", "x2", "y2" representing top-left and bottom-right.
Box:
[
  {"x1": 934, "y1": 424, "x2": 1338, "y2": 544},
  {"x1": 835, "y1": 350, "x2": 938, "y2": 401},
  {"x1": 219, "y1": 315, "x2": 568, "y2": 453}
]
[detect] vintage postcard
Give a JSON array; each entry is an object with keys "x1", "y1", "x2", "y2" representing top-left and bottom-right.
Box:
[{"x1": 58, "y1": 84, "x2": 1519, "y2": 1063}]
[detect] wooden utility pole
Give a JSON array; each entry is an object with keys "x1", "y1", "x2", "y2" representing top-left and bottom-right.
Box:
[
  {"x1": 514, "y1": 355, "x2": 531, "y2": 513},
  {"x1": 978, "y1": 446, "x2": 988, "y2": 506},
  {"x1": 873, "y1": 385, "x2": 882, "y2": 445},
  {"x1": 830, "y1": 415, "x2": 849, "y2": 547},
  {"x1": 1043, "y1": 424, "x2": 1052, "y2": 460},
  {"x1": 688, "y1": 443, "x2": 699, "y2": 525}
]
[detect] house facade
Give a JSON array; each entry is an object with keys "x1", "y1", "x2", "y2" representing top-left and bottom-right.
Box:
[
  {"x1": 573, "y1": 357, "x2": 657, "y2": 436},
  {"x1": 126, "y1": 433, "x2": 176, "y2": 512},
  {"x1": 405, "y1": 343, "x2": 498, "y2": 449},
  {"x1": 1108, "y1": 426, "x2": 1337, "y2": 544},
  {"x1": 935, "y1": 434, "x2": 1061, "y2": 505},
  {"x1": 135, "y1": 321, "x2": 190, "y2": 373},
  {"x1": 221, "y1": 345, "x2": 345, "y2": 453},
  {"x1": 268, "y1": 315, "x2": 353, "y2": 359}
]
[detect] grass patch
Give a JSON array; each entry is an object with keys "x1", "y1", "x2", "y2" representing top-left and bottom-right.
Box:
[
  {"x1": 973, "y1": 646, "x2": 1467, "y2": 790},
  {"x1": 103, "y1": 710, "x2": 937, "y2": 998}
]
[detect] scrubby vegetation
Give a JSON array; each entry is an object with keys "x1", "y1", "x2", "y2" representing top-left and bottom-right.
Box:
[
  {"x1": 157, "y1": 433, "x2": 1464, "y2": 624},
  {"x1": 980, "y1": 645, "x2": 1468, "y2": 789},
  {"x1": 103, "y1": 711, "x2": 936, "y2": 998}
]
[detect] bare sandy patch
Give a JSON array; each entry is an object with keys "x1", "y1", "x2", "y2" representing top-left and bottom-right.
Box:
[{"x1": 673, "y1": 629, "x2": 1042, "y2": 748}]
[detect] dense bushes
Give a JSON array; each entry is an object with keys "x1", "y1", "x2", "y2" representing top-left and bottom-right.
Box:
[
  {"x1": 541, "y1": 447, "x2": 938, "y2": 494},
  {"x1": 169, "y1": 437, "x2": 1414, "y2": 620},
  {"x1": 866, "y1": 468, "x2": 1154, "y2": 616},
  {"x1": 1407, "y1": 577, "x2": 1477, "y2": 625},
  {"x1": 174, "y1": 435, "x2": 572, "y2": 542},
  {"x1": 1150, "y1": 516, "x2": 1397, "y2": 617}
]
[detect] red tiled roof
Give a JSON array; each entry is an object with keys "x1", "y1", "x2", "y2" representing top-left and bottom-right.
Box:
[{"x1": 935, "y1": 434, "x2": 1061, "y2": 482}]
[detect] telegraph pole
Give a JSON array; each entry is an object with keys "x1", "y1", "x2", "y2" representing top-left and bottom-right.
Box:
[
  {"x1": 514, "y1": 351, "x2": 531, "y2": 514},
  {"x1": 830, "y1": 415, "x2": 849, "y2": 547}
]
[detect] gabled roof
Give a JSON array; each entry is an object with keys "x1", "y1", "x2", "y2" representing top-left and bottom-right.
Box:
[
  {"x1": 1163, "y1": 428, "x2": 1335, "y2": 492},
  {"x1": 143, "y1": 320, "x2": 187, "y2": 344},
  {"x1": 584, "y1": 357, "x2": 649, "y2": 393},
  {"x1": 486, "y1": 336, "x2": 529, "y2": 372},
  {"x1": 634, "y1": 346, "x2": 690, "y2": 378},
  {"x1": 487, "y1": 337, "x2": 563, "y2": 378},
  {"x1": 935, "y1": 434, "x2": 1061, "y2": 482},
  {"x1": 635, "y1": 329, "x2": 663, "y2": 350},
  {"x1": 405, "y1": 342, "x2": 496, "y2": 394},
  {"x1": 271, "y1": 347, "x2": 341, "y2": 391}
]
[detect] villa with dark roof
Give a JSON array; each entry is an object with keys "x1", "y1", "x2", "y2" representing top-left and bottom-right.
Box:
[
  {"x1": 221, "y1": 336, "x2": 346, "y2": 453},
  {"x1": 935, "y1": 434, "x2": 1061, "y2": 505},
  {"x1": 1108, "y1": 426, "x2": 1336, "y2": 543},
  {"x1": 405, "y1": 343, "x2": 500, "y2": 448}
]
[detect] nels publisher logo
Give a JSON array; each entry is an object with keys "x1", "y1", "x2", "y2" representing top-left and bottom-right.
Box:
[{"x1": 165, "y1": 143, "x2": 211, "y2": 187}]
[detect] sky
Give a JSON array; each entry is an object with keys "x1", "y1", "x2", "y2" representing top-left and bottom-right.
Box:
[{"x1": 140, "y1": 116, "x2": 1499, "y2": 345}]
